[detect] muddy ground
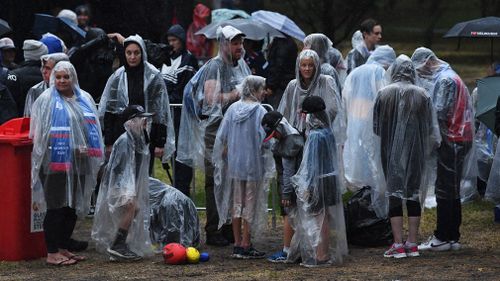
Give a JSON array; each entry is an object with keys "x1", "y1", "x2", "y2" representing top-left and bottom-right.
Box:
[{"x1": 1, "y1": 208, "x2": 499, "y2": 281}]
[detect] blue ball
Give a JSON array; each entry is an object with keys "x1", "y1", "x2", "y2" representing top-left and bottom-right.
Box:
[{"x1": 199, "y1": 252, "x2": 209, "y2": 262}]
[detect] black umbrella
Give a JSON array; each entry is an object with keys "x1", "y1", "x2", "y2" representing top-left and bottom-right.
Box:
[
  {"x1": 443, "y1": 16, "x2": 500, "y2": 61},
  {"x1": 0, "y1": 18, "x2": 12, "y2": 37},
  {"x1": 32, "y1": 13, "x2": 86, "y2": 41}
]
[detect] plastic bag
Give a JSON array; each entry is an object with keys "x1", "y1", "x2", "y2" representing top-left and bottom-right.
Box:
[{"x1": 344, "y1": 186, "x2": 392, "y2": 246}]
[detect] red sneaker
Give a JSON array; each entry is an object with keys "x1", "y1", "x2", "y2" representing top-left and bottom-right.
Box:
[
  {"x1": 404, "y1": 242, "x2": 420, "y2": 257},
  {"x1": 383, "y1": 243, "x2": 407, "y2": 258}
]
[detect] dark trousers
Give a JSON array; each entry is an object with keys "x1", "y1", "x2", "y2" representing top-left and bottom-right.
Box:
[
  {"x1": 43, "y1": 207, "x2": 77, "y2": 253},
  {"x1": 435, "y1": 198, "x2": 462, "y2": 241},
  {"x1": 204, "y1": 119, "x2": 221, "y2": 236},
  {"x1": 174, "y1": 159, "x2": 193, "y2": 197},
  {"x1": 434, "y1": 141, "x2": 471, "y2": 242},
  {"x1": 172, "y1": 106, "x2": 193, "y2": 197}
]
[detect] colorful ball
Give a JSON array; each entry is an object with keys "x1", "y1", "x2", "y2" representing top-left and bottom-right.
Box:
[
  {"x1": 199, "y1": 252, "x2": 210, "y2": 262},
  {"x1": 163, "y1": 243, "x2": 187, "y2": 265},
  {"x1": 186, "y1": 247, "x2": 200, "y2": 263}
]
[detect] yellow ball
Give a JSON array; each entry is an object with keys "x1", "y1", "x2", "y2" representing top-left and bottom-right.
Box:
[{"x1": 185, "y1": 247, "x2": 200, "y2": 263}]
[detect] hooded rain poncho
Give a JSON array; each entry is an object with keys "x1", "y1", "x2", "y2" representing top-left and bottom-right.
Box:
[
  {"x1": 176, "y1": 27, "x2": 251, "y2": 169},
  {"x1": 411, "y1": 47, "x2": 475, "y2": 200},
  {"x1": 212, "y1": 75, "x2": 275, "y2": 235},
  {"x1": 98, "y1": 35, "x2": 175, "y2": 162},
  {"x1": 342, "y1": 45, "x2": 396, "y2": 217},
  {"x1": 373, "y1": 55, "x2": 439, "y2": 203},
  {"x1": 30, "y1": 61, "x2": 104, "y2": 216},
  {"x1": 288, "y1": 112, "x2": 348, "y2": 266},
  {"x1": 92, "y1": 116, "x2": 153, "y2": 257}
]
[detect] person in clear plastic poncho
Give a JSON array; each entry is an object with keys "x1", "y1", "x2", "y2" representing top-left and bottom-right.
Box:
[
  {"x1": 24, "y1": 52, "x2": 69, "y2": 117},
  {"x1": 148, "y1": 177, "x2": 200, "y2": 249},
  {"x1": 288, "y1": 96, "x2": 348, "y2": 268},
  {"x1": 278, "y1": 49, "x2": 342, "y2": 135},
  {"x1": 98, "y1": 34, "x2": 175, "y2": 172},
  {"x1": 373, "y1": 55, "x2": 438, "y2": 258},
  {"x1": 92, "y1": 105, "x2": 154, "y2": 261},
  {"x1": 177, "y1": 25, "x2": 251, "y2": 246},
  {"x1": 212, "y1": 75, "x2": 275, "y2": 258},
  {"x1": 411, "y1": 47, "x2": 475, "y2": 251},
  {"x1": 346, "y1": 19, "x2": 382, "y2": 74},
  {"x1": 328, "y1": 47, "x2": 347, "y2": 88},
  {"x1": 30, "y1": 61, "x2": 104, "y2": 265},
  {"x1": 342, "y1": 45, "x2": 396, "y2": 218},
  {"x1": 303, "y1": 33, "x2": 342, "y2": 96}
]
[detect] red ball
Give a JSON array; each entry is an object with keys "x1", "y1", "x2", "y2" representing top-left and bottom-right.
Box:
[{"x1": 163, "y1": 243, "x2": 187, "y2": 265}]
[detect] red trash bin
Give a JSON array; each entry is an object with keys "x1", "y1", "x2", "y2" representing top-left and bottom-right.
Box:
[{"x1": 0, "y1": 118, "x2": 46, "y2": 261}]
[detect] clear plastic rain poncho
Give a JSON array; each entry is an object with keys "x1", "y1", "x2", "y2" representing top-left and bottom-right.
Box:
[
  {"x1": 303, "y1": 34, "x2": 342, "y2": 95},
  {"x1": 98, "y1": 35, "x2": 175, "y2": 162},
  {"x1": 277, "y1": 50, "x2": 342, "y2": 135},
  {"x1": 486, "y1": 138, "x2": 500, "y2": 204},
  {"x1": 148, "y1": 177, "x2": 200, "y2": 248},
  {"x1": 24, "y1": 53, "x2": 70, "y2": 117},
  {"x1": 30, "y1": 61, "x2": 104, "y2": 216},
  {"x1": 176, "y1": 27, "x2": 251, "y2": 169},
  {"x1": 287, "y1": 111, "x2": 348, "y2": 266},
  {"x1": 373, "y1": 55, "x2": 439, "y2": 204},
  {"x1": 212, "y1": 75, "x2": 275, "y2": 235},
  {"x1": 346, "y1": 30, "x2": 369, "y2": 74},
  {"x1": 411, "y1": 47, "x2": 475, "y2": 201},
  {"x1": 328, "y1": 47, "x2": 347, "y2": 88},
  {"x1": 92, "y1": 115, "x2": 153, "y2": 256},
  {"x1": 342, "y1": 45, "x2": 396, "y2": 217}
]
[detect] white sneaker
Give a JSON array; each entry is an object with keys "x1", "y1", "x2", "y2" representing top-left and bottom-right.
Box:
[
  {"x1": 418, "y1": 235, "x2": 450, "y2": 251},
  {"x1": 450, "y1": 240, "x2": 461, "y2": 251}
]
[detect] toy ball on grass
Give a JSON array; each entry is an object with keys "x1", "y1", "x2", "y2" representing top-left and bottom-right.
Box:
[
  {"x1": 186, "y1": 247, "x2": 200, "y2": 263},
  {"x1": 200, "y1": 252, "x2": 209, "y2": 262},
  {"x1": 163, "y1": 243, "x2": 186, "y2": 265}
]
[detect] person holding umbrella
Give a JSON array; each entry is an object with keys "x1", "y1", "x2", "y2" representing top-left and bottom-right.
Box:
[{"x1": 412, "y1": 47, "x2": 475, "y2": 252}]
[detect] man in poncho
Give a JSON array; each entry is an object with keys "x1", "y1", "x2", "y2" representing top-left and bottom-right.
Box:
[
  {"x1": 412, "y1": 47, "x2": 474, "y2": 252},
  {"x1": 342, "y1": 45, "x2": 396, "y2": 218},
  {"x1": 373, "y1": 55, "x2": 438, "y2": 258},
  {"x1": 92, "y1": 105, "x2": 154, "y2": 261},
  {"x1": 177, "y1": 25, "x2": 251, "y2": 246},
  {"x1": 346, "y1": 19, "x2": 382, "y2": 74}
]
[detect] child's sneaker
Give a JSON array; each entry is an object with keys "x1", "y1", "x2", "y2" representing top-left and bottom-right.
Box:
[
  {"x1": 231, "y1": 246, "x2": 245, "y2": 259},
  {"x1": 450, "y1": 240, "x2": 461, "y2": 251},
  {"x1": 267, "y1": 251, "x2": 288, "y2": 263},
  {"x1": 404, "y1": 242, "x2": 420, "y2": 257},
  {"x1": 242, "y1": 246, "x2": 265, "y2": 259},
  {"x1": 383, "y1": 243, "x2": 407, "y2": 258},
  {"x1": 418, "y1": 235, "x2": 450, "y2": 251}
]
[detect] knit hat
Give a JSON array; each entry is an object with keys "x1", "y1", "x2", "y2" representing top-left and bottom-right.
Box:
[
  {"x1": 0, "y1": 37, "x2": 15, "y2": 50},
  {"x1": 23, "y1": 40, "x2": 48, "y2": 61},
  {"x1": 40, "y1": 33, "x2": 64, "y2": 54},
  {"x1": 167, "y1": 24, "x2": 186, "y2": 45},
  {"x1": 301, "y1": 96, "x2": 326, "y2": 114}
]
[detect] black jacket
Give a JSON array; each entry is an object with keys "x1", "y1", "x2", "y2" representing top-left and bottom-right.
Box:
[
  {"x1": 6, "y1": 60, "x2": 43, "y2": 116},
  {"x1": 162, "y1": 50, "x2": 198, "y2": 104},
  {"x1": 0, "y1": 82, "x2": 17, "y2": 125},
  {"x1": 264, "y1": 37, "x2": 297, "y2": 109}
]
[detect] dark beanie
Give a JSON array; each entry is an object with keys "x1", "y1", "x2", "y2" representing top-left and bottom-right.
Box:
[
  {"x1": 302, "y1": 96, "x2": 326, "y2": 114},
  {"x1": 167, "y1": 24, "x2": 186, "y2": 45}
]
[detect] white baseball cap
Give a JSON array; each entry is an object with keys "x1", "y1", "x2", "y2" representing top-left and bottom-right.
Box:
[
  {"x1": 218, "y1": 25, "x2": 245, "y2": 41},
  {"x1": 0, "y1": 37, "x2": 15, "y2": 50}
]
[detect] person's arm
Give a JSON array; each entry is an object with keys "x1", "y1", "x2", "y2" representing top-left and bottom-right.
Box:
[{"x1": 495, "y1": 96, "x2": 500, "y2": 137}]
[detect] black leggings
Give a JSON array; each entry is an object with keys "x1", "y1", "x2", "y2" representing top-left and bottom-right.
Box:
[
  {"x1": 43, "y1": 207, "x2": 77, "y2": 253},
  {"x1": 388, "y1": 196, "x2": 421, "y2": 218}
]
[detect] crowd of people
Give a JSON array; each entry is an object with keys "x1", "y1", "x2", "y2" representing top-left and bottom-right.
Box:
[{"x1": 1, "y1": 4, "x2": 499, "y2": 269}]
